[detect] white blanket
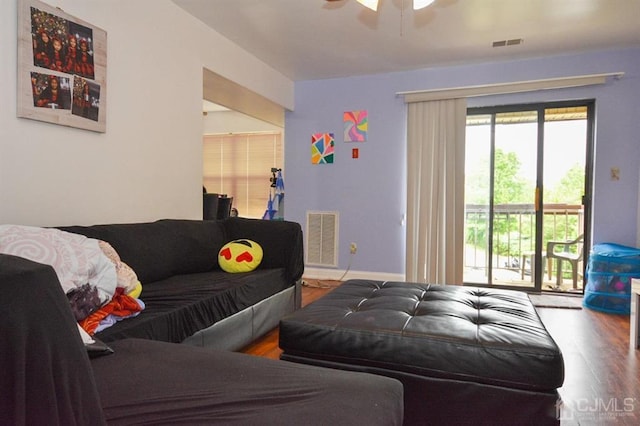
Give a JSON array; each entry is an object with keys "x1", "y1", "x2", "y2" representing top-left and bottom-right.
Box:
[{"x1": 0, "y1": 225, "x2": 117, "y2": 305}]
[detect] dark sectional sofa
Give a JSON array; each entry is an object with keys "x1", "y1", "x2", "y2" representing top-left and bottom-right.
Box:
[
  {"x1": 59, "y1": 217, "x2": 304, "y2": 350},
  {"x1": 1, "y1": 254, "x2": 404, "y2": 425},
  {"x1": 0, "y1": 218, "x2": 405, "y2": 425}
]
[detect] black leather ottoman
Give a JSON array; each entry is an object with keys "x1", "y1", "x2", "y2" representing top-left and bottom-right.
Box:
[{"x1": 279, "y1": 279, "x2": 565, "y2": 425}]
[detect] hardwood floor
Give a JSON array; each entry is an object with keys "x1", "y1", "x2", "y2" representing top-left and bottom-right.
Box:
[
  {"x1": 241, "y1": 282, "x2": 640, "y2": 425},
  {"x1": 537, "y1": 307, "x2": 639, "y2": 425},
  {"x1": 240, "y1": 279, "x2": 339, "y2": 359}
]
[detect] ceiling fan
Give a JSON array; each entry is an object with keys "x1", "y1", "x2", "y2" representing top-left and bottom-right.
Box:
[{"x1": 326, "y1": 0, "x2": 435, "y2": 11}]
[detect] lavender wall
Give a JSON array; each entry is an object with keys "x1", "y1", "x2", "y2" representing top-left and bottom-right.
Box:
[{"x1": 285, "y1": 48, "x2": 640, "y2": 278}]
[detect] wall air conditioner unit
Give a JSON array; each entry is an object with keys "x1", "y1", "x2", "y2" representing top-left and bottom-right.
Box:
[{"x1": 306, "y1": 211, "x2": 338, "y2": 267}]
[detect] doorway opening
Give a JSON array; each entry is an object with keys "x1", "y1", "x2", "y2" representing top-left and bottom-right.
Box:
[
  {"x1": 463, "y1": 101, "x2": 594, "y2": 293},
  {"x1": 202, "y1": 68, "x2": 285, "y2": 219}
]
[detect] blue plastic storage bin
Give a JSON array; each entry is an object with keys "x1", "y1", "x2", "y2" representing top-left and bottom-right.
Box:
[{"x1": 584, "y1": 243, "x2": 640, "y2": 314}]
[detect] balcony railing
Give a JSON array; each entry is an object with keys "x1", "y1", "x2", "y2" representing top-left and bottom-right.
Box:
[{"x1": 464, "y1": 203, "x2": 584, "y2": 288}]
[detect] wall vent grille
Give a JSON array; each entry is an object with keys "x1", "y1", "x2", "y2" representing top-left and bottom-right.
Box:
[
  {"x1": 492, "y1": 38, "x2": 524, "y2": 48},
  {"x1": 306, "y1": 211, "x2": 338, "y2": 267}
]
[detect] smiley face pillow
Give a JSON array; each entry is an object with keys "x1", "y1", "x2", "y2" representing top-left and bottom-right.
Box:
[{"x1": 218, "y1": 239, "x2": 263, "y2": 273}]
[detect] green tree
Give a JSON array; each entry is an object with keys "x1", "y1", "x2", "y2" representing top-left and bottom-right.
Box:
[
  {"x1": 545, "y1": 163, "x2": 584, "y2": 204},
  {"x1": 543, "y1": 164, "x2": 584, "y2": 254},
  {"x1": 465, "y1": 144, "x2": 585, "y2": 266},
  {"x1": 465, "y1": 148, "x2": 533, "y2": 205},
  {"x1": 493, "y1": 149, "x2": 533, "y2": 204},
  {"x1": 466, "y1": 148, "x2": 533, "y2": 255}
]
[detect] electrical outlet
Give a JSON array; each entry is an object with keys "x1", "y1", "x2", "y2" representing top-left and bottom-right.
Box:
[{"x1": 350, "y1": 242, "x2": 357, "y2": 254}]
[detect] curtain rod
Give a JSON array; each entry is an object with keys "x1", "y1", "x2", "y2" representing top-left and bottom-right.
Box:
[{"x1": 397, "y1": 72, "x2": 625, "y2": 103}]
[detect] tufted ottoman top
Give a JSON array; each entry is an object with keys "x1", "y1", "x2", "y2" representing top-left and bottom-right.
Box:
[{"x1": 279, "y1": 279, "x2": 564, "y2": 391}]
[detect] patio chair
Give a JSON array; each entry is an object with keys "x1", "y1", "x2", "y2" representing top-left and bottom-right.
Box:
[{"x1": 547, "y1": 234, "x2": 584, "y2": 289}]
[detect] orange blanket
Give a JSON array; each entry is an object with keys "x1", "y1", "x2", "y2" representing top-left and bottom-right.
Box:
[{"x1": 80, "y1": 288, "x2": 142, "y2": 335}]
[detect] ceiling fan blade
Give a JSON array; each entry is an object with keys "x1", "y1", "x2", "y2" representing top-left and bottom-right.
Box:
[
  {"x1": 357, "y1": 0, "x2": 379, "y2": 11},
  {"x1": 414, "y1": 0, "x2": 435, "y2": 10},
  {"x1": 326, "y1": 0, "x2": 433, "y2": 11}
]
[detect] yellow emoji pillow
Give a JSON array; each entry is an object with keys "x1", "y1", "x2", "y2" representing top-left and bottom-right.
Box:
[{"x1": 218, "y1": 239, "x2": 263, "y2": 273}]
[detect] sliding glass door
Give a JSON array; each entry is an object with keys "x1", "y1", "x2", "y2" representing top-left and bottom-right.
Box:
[{"x1": 463, "y1": 101, "x2": 593, "y2": 293}]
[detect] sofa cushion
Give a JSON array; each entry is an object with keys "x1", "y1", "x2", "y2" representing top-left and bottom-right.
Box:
[
  {"x1": 92, "y1": 338, "x2": 404, "y2": 426},
  {"x1": 157, "y1": 219, "x2": 227, "y2": 275},
  {"x1": 95, "y1": 268, "x2": 290, "y2": 343},
  {"x1": 60, "y1": 220, "x2": 226, "y2": 283}
]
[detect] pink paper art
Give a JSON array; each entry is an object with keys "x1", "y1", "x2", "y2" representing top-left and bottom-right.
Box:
[{"x1": 343, "y1": 110, "x2": 368, "y2": 142}]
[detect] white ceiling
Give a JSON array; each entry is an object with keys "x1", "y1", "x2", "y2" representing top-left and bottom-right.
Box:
[{"x1": 173, "y1": 0, "x2": 640, "y2": 81}]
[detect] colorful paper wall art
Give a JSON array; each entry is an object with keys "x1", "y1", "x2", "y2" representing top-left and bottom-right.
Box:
[
  {"x1": 343, "y1": 110, "x2": 368, "y2": 142},
  {"x1": 311, "y1": 133, "x2": 334, "y2": 164}
]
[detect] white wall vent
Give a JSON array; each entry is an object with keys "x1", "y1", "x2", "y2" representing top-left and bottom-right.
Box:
[{"x1": 306, "y1": 211, "x2": 338, "y2": 267}]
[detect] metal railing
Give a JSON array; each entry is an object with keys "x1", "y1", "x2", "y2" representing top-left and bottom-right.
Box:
[{"x1": 465, "y1": 203, "x2": 583, "y2": 274}]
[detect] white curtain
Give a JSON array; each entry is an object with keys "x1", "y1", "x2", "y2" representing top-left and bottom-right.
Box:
[{"x1": 406, "y1": 98, "x2": 467, "y2": 284}]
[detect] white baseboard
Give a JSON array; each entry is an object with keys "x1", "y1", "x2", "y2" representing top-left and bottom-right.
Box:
[{"x1": 303, "y1": 267, "x2": 405, "y2": 283}]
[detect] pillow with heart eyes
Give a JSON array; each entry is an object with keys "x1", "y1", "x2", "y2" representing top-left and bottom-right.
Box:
[{"x1": 218, "y1": 239, "x2": 263, "y2": 273}]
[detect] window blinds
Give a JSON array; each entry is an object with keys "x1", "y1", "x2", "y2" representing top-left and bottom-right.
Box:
[{"x1": 203, "y1": 132, "x2": 283, "y2": 219}]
